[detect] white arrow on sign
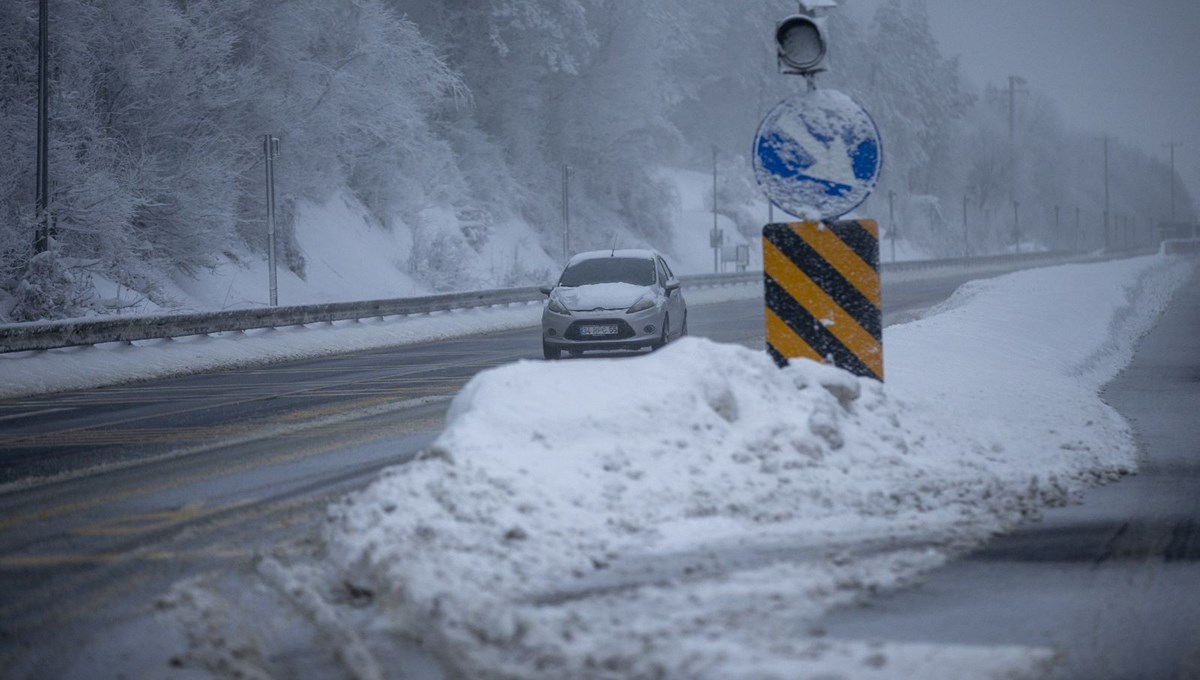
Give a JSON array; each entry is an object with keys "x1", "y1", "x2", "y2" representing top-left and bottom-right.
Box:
[{"x1": 753, "y1": 89, "x2": 882, "y2": 221}]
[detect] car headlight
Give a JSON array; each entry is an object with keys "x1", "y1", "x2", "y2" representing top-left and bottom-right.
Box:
[
  {"x1": 547, "y1": 296, "x2": 570, "y2": 315},
  {"x1": 626, "y1": 295, "x2": 655, "y2": 314}
]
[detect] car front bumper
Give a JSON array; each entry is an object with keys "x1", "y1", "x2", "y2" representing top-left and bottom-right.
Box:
[{"x1": 541, "y1": 306, "x2": 664, "y2": 351}]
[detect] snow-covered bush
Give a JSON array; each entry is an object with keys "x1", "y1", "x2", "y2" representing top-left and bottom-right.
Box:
[{"x1": 7, "y1": 251, "x2": 93, "y2": 321}]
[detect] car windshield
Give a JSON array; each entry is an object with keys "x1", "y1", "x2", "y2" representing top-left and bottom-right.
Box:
[{"x1": 559, "y1": 257, "x2": 656, "y2": 287}]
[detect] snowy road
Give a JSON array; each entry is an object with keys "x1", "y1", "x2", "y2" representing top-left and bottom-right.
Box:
[
  {"x1": 0, "y1": 272, "x2": 982, "y2": 677},
  {"x1": 821, "y1": 267, "x2": 1200, "y2": 678},
  {"x1": 0, "y1": 291, "x2": 776, "y2": 678}
]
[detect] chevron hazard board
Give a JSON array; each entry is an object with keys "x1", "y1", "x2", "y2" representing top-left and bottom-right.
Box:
[{"x1": 763, "y1": 220, "x2": 882, "y2": 380}]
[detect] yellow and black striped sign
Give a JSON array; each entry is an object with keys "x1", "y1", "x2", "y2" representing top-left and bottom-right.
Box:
[{"x1": 763, "y1": 220, "x2": 882, "y2": 380}]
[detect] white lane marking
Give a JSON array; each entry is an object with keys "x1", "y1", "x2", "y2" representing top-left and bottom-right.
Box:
[
  {"x1": 0, "y1": 407, "x2": 74, "y2": 423},
  {"x1": 0, "y1": 395, "x2": 452, "y2": 496}
]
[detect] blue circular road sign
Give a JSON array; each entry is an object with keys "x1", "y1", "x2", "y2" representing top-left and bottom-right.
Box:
[{"x1": 753, "y1": 90, "x2": 882, "y2": 221}]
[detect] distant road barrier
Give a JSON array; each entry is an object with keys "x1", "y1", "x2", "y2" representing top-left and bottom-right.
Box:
[
  {"x1": 0, "y1": 251, "x2": 1144, "y2": 354},
  {"x1": 1162, "y1": 239, "x2": 1200, "y2": 256}
]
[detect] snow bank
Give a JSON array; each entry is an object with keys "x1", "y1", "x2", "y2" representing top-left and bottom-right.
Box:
[
  {"x1": 314, "y1": 253, "x2": 1193, "y2": 678},
  {"x1": 0, "y1": 304, "x2": 542, "y2": 399}
]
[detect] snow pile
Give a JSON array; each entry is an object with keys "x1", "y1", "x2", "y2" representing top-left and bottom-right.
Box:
[
  {"x1": 314, "y1": 254, "x2": 1192, "y2": 678},
  {"x1": 324, "y1": 342, "x2": 1042, "y2": 677}
]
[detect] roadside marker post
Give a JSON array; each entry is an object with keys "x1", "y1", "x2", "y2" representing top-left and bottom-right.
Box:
[
  {"x1": 763, "y1": 220, "x2": 881, "y2": 379},
  {"x1": 754, "y1": 2, "x2": 885, "y2": 379}
]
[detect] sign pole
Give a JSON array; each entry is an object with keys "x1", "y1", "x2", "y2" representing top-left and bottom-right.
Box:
[
  {"x1": 755, "y1": 3, "x2": 884, "y2": 379},
  {"x1": 888, "y1": 190, "x2": 896, "y2": 263}
]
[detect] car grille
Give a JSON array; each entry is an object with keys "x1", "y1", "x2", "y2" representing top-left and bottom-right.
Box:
[{"x1": 564, "y1": 319, "x2": 636, "y2": 341}]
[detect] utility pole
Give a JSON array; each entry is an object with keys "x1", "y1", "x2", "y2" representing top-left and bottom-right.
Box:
[
  {"x1": 1075, "y1": 206, "x2": 1080, "y2": 251},
  {"x1": 1166, "y1": 142, "x2": 1181, "y2": 223},
  {"x1": 263, "y1": 135, "x2": 280, "y2": 307},
  {"x1": 1054, "y1": 205, "x2": 1060, "y2": 249},
  {"x1": 561, "y1": 164, "x2": 572, "y2": 263},
  {"x1": 1007, "y1": 75, "x2": 1027, "y2": 209},
  {"x1": 1008, "y1": 76, "x2": 1027, "y2": 141},
  {"x1": 1103, "y1": 136, "x2": 1111, "y2": 251},
  {"x1": 962, "y1": 194, "x2": 969, "y2": 257},
  {"x1": 1012, "y1": 200, "x2": 1020, "y2": 253},
  {"x1": 34, "y1": 0, "x2": 49, "y2": 254}
]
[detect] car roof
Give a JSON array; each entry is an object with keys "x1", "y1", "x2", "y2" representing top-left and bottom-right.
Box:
[{"x1": 567, "y1": 249, "x2": 661, "y2": 266}]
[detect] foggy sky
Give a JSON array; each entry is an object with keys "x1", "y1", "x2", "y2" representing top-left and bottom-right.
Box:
[{"x1": 846, "y1": 0, "x2": 1200, "y2": 215}]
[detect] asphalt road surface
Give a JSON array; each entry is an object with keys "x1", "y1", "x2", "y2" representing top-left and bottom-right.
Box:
[
  {"x1": 0, "y1": 272, "x2": 1020, "y2": 678},
  {"x1": 822, "y1": 269, "x2": 1200, "y2": 679}
]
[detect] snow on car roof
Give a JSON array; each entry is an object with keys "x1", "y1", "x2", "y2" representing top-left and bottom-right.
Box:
[{"x1": 567, "y1": 249, "x2": 658, "y2": 266}]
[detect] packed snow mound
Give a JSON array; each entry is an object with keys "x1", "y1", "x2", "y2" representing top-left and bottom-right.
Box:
[{"x1": 327, "y1": 340, "x2": 957, "y2": 676}]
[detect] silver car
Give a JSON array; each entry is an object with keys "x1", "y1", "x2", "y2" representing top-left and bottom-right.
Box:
[{"x1": 539, "y1": 249, "x2": 687, "y2": 359}]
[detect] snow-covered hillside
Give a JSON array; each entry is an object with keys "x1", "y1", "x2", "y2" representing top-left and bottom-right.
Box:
[{"x1": 2, "y1": 1, "x2": 1191, "y2": 323}]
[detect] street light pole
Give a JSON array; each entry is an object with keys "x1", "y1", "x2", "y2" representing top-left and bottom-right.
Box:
[
  {"x1": 712, "y1": 146, "x2": 719, "y2": 274},
  {"x1": 34, "y1": 0, "x2": 49, "y2": 254},
  {"x1": 962, "y1": 194, "x2": 969, "y2": 257},
  {"x1": 263, "y1": 135, "x2": 280, "y2": 307}
]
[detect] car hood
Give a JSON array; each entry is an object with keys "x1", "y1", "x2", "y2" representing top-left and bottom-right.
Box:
[{"x1": 556, "y1": 283, "x2": 653, "y2": 311}]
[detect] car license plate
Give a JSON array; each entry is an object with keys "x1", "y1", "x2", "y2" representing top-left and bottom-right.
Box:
[{"x1": 580, "y1": 324, "x2": 618, "y2": 337}]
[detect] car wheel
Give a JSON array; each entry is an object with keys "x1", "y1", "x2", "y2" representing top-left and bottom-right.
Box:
[
  {"x1": 681, "y1": 313, "x2": 688, "y2": 337},
  {"x1": 543, "y1": 342, "x2": 561, "y2": 360},
  {"x1": 652, "y1": 315, "x2": 670, "y2": 350}
]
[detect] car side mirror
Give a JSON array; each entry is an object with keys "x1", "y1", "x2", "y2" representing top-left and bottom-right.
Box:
[
  {"x1": 665, "y1": 281, "x2": 681, "y2": 294},
  {"x1": 539, "y1": 285, "x2": 554, "y2": 296}
]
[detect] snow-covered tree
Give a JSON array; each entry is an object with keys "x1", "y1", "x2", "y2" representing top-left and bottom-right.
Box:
[{"x1": 0, "y1": 0, "x2": 1194, "y2": 320}]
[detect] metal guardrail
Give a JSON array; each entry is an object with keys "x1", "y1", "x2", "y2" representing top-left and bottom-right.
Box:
[
  {"x1": 0, "y1": 272, "x2": 759, "y2": 354},
  {"x1": 0, "y1": 251, "x2": 1137, "y2": 354},
  {"x1": 883, "y1": 250, "x2": 1075, "y2": 273},
  {"x1": 1162, "y1": 238, "x2": 1200, "y2": 256}
]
